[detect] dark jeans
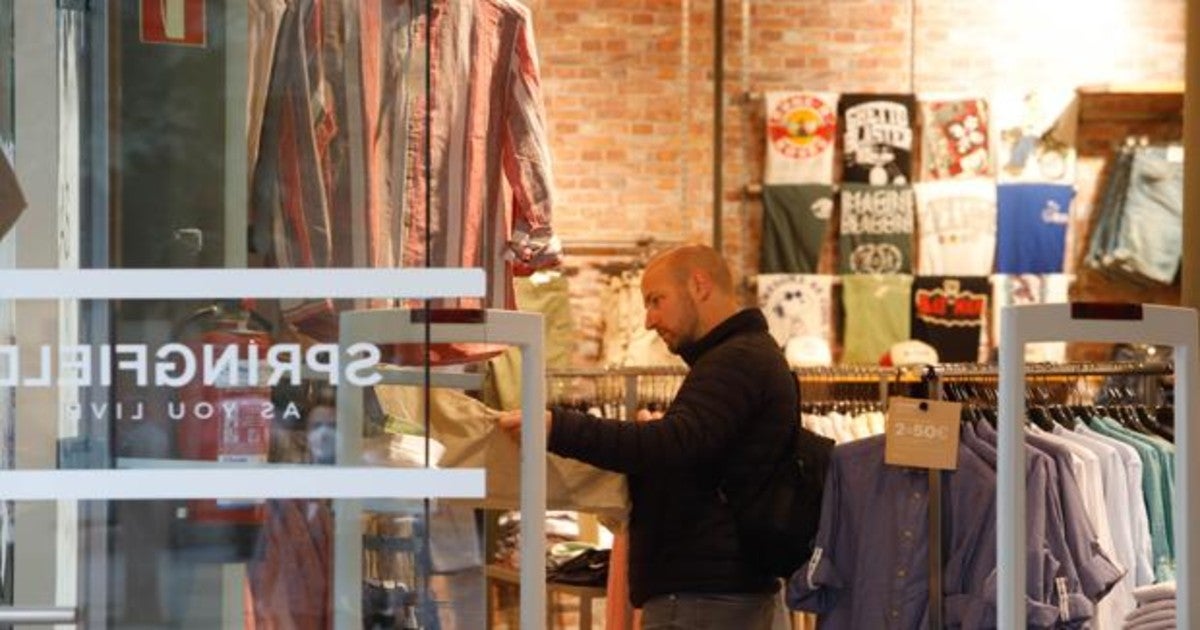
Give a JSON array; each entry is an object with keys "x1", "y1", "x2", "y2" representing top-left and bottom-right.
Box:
[{"x1": 642, "y1": 591, "x2": 781, "y2": 630}]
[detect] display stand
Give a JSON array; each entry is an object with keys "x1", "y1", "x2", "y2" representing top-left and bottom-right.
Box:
[
  {"x1": 997, "y1": 303, "x2": 1199, "y2": 628},
  {"x1": 335, "y1": 308, "x2": 546, "y2": 630}
]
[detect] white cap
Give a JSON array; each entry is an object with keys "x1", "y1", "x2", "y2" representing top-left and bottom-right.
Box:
[
  {"x1": 785, "y1": 335, "x2": 833, "y2": 368},
  {"x1": 884, "y1": 340, "x2": 939, "y2": 367}
]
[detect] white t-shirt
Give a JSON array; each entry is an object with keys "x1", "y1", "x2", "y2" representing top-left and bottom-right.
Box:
[
  {"x1": 914, "y1": 179, "x2": 997, "y2": 275},
  {"x1": 756, "y1": 274, "x2": 836, "y2": 348},
  {"x1": 763, "y1": 91, "x2": 839, "y2": 184}
]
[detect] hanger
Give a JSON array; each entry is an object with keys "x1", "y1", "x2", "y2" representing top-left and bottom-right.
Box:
[{"x1": 1024, "y1": 382, "x2": 1056, "y2": 432}]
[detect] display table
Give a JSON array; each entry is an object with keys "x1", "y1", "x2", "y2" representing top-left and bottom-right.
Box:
[{"x1": 486, "y1": 564, "x2": 605, "y2": 629}]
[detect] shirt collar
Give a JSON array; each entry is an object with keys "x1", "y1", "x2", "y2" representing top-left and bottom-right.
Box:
[{"x1": 676, "y1": 308, "x2": 768, "y2": 366}]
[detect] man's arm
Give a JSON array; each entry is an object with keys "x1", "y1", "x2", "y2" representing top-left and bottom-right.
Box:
[{"x1": 500, "y1": 355, "x2": 760, "y2": 475}]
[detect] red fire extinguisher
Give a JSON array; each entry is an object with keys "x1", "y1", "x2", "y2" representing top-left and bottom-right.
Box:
[{"x1": 173, "y1": 301, "x2": 273, "y2": 526}]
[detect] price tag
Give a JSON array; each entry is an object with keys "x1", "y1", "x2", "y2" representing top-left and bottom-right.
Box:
[{"x1": 885, "y1": 397, "x2": 961, "y2": 470}]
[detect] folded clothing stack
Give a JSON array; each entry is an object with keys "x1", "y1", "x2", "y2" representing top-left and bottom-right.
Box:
[{"x1": 1123, "y1": 582, "x2": 1176, "y2": 629}]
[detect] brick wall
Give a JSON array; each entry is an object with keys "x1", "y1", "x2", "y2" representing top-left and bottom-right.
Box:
[{"x1": 527, "y1": 0, "x2": 1186, "y2": 365}]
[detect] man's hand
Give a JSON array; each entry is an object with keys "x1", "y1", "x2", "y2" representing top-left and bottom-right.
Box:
[{"x1": 497, "y1": 409, "x2": 552, "y2": 441}]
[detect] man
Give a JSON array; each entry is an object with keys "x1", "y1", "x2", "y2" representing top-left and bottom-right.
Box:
[{"x1": 499, "y1": 244, "x2": 797, "y2": 629}]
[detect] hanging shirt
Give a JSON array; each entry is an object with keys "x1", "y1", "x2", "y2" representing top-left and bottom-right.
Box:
[
  {"x1": 787, "y1": 436, "x2": 1071, "y2": 628},
  {"x1": 1031, "y1": 426, "x2": 1127, "y2": 630},
  {"x1": 973, "y1": 420, "x2": 1124, "y2": 616},
  {"x1": 763, "y1": 91, "x2": 839, "y2": 185},
  {"x1": 1055, "y1": 425, "x2": 1138, "y2": 627},
  {"x1": 917, "y1": 96, "x2": 994, "y2": 180},
  {"x1": 1077, "y1": 423, "x2": 1155, "y2": 587},
  {"x1": 840, "y1": 274, "x2": 913, "y2": 364},
  {"x1": 910, "y1": 276, "x2": 989, "y2": 363},
  {"x1": 359, "y1": 0, "x2": 560, "y2": 282},
  {"x1": 838, "y1": 184, "x2": 915, "y2": 274},
  {"x1": 756, "y1": 274, "x2": 836, "y2": 348},
  {"x1": 962, "y1": 422, "x2": 1099, "y2": 624},
  {"x1": 601, "y1": 270, "x2": 684, "y2": 368},
  {"x1": 839, "y1": 93, "x2": 916, "y2": 185},
  {"x1": 760, "y1": 184, "x2": 834, "y2": 274},
  {"x1": 995, "y1": 183, "x2": 1075, "y2": 273},
  {"x1": 913, "y1": 180, "x2": 997, "y2": 275},
  {"x1": 252, "y1": 0, "x2": 561, "y2": 357},
  {"x1": 1089, "y1": 416, "x2": 1175, "y2": 582},
  {"x1": 1022, "y1": 431, "x2": 1127, "y2": 604}
]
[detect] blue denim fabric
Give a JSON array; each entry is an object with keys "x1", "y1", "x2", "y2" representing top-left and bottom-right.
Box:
[
  {"x1": 1085, "y1": 147, "x2": 1134, "y2": 268},
  {"x1": 1106, "y1": 146, "x2": 1183, "y2": 284}
]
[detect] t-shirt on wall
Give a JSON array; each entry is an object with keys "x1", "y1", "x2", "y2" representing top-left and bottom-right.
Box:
[
  {"x1": 839, "y1": 93, "x2": 915, "y2": 186},
  {"x1": 991, "y1": 89, "x2": 1077, "y2": 185},
  {"x1": 996, "y1": 183, "x2": 1075, "y2": 273},
  {"x1": 841, "y1": 274, "x2": 913, "y2": 364},
  {"x1": 991, "y1": 273, "x2": 1071, "y2": 363},
  {"x1": 838, "y1": 184, "x2": 914, "y2": 274},
  {"x1": 913, "y1": 180, "x2": 997, "y2": 275},
  {"x1": 917, "y1": 96, "x2": 994, "y2": 181},
  {"x1": 910, "y1": 276, "x2": 990, "y2": 363},
  {"x1": 760, "y1": 184, "x2": 834, "y2": 274},
  {"x1": 756, "y1": 274, "x2": 836, "y2": 349},
  {"x1": 764, "y1": 91, "x2": 839, "y2": 185}
]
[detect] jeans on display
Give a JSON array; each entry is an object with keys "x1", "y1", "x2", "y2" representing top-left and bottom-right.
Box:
[
  {"x1": 1106, "y1": 146, "x2": 1183, "y2": 284},
  {"x1": 1086, "y1": 144, "x2": 1182, "y2": 285},
  {"x1": 1086, "y1": 145, "x2": 1134, "y2": 268}
]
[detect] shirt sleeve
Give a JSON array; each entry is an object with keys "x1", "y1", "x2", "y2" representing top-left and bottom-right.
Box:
[
  {"x1": 786, "y1": 449, "x2": 845, "y2": 614},
  {"x1": 1054, "y1": 454, "x2": 1126, "y2": 603},
  {"x1": 500, "y1": 8, "x2": 560, "y2": 274}
]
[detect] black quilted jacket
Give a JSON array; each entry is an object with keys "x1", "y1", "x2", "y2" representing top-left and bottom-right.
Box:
[{"x1": 549, "y1": 308, "x2": 796, "y2": 606}]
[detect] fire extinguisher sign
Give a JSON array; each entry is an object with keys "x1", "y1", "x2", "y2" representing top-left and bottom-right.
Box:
[{"x1": 140, "y1": 0, "x2": 207, "y2": 47}]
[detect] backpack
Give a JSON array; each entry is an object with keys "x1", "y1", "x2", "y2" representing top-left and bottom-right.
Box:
[{"x1": 720, "y1": 422, "x2": 834, "y2": 579}]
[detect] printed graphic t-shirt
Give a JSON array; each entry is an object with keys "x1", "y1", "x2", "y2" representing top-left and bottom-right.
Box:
[
  {"x1": 910, "y1": 276, "x2": 990, "y2": 363},
  {"x1": 914, "y1": 180, "x2": 997, "y2": 275},
  {"x1": 761, "y1": 184, "x2": 834, "y2": 274},
  {"x1": 990, "y1": 273, "x2": 1071, "y2": 362},
  {"x1": 839, "y1": 93, "x2": 916, "y2": 186},
  {"x1": 918, "y1": 96, "x2": 994, "y2": 180},
  {"x1": 764, "y1": 92, "x2": 839, "y2": 185},
  {"x1": 995, "y1": 183, "x2": 1075, "y2": 273},
  {"x1": 756, "y1": 274, "x2": 836, "y2": 348},
  {"x1": 838, "y1": 184, "x2": 914, "y2": 274}
]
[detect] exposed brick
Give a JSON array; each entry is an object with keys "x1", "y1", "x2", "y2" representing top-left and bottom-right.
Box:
[{"x1": 524, "y1": 0, "x2": 1185, "y2": 365}]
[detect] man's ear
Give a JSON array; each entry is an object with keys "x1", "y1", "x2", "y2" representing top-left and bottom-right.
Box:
[{"x1": 689, "y1": 269, "x2": 712, "y2": 301}]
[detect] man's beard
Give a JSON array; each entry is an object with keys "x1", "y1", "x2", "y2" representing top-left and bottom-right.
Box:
[{"x1": 664, "y1": 301, "x2": 700, "y2": 353}]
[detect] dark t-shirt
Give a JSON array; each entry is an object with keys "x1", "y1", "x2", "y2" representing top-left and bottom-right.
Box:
[
  {"x1": 910, "y1": 275, "x2": 989, "y2": 363},
  {"x1": 761, "y1": 184, "x2": 834, "y2": 274},
  {"x1": 838, "y1": 184, "x2": 914, "y2": 274},
  {"x1": 839, "y1": 93, "x2": 916, "y2": 185}
]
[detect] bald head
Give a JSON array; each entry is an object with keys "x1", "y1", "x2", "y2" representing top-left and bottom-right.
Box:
[
  {"x1": 645, "y1": 244, "x2": 735, "y2": 295},
  {"x1": 641, "y1": 244, "x2": 740, "y2": 352}
]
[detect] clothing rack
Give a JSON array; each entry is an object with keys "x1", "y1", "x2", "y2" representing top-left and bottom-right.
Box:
[
  {"x1": 552, "y1": 358, "x2": 1182, "y2": 628},
  {"x1": 548, "y1": 365, "x2": 915, "y2": 420},
  {"x1": 923, "y1": 357, "x2": 1177, "y2": 629}
]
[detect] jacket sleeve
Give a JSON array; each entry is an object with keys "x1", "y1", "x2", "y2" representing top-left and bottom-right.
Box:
[{"x1": 547, "y1": 349, "x2": 759, "y2": 474}]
